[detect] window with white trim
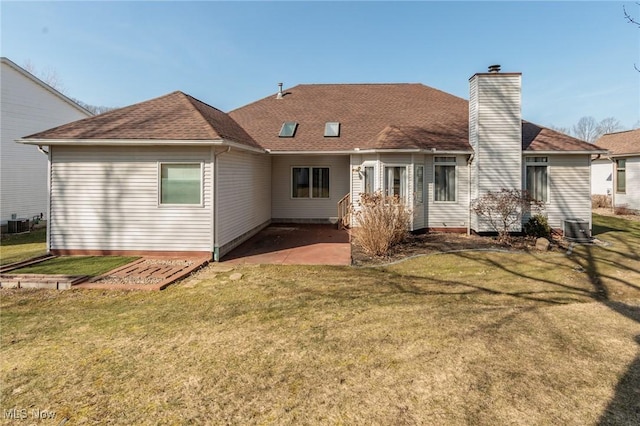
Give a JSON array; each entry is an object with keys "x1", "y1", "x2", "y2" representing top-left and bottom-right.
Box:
[
  {"x1": 292, "y1": 167, "x2": 330, "y2": 198},
  {"x1": 526, "y1": 156, "x2": 548, "y2": 202},
  {"x1": 434, "y1": 157, "x2": 456, "y2": 202},
  {"x1": 616, "y1": 159, "x2": 626, "y2": 193},
  {"x1": 364, "y1": 166, "x2": 375, "y2": 193},
  {"x1": 160, "y1": 163, "x2": 202, "y2": 205},
  {"x1": 384, "y1": 166, "x2": 407, "y2": 199},
  {"x1": 415, "y1": 165, "x2": 424, "y2": 203},
  {"x1": 324, "y1": 122, "x2": 340, "y2": 137}
]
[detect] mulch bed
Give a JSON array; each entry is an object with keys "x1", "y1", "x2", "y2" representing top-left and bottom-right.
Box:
[{"x1": 351, "y1": 232, "x2": 569, "y2": 267}]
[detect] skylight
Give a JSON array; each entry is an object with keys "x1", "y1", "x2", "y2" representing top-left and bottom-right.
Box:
[
  {"x1": 279, "y1": 122, "x2": 298, "y2": 137},
  {"x1": 324, "y1": 122, "x2": 340, "y2": 137}
]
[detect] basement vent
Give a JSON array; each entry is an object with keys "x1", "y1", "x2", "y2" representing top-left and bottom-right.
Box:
[{"x1": 563, "y1": 219, "x2": 591, "y2": 243}]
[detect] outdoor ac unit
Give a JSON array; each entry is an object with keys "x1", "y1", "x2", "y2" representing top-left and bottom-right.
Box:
[
  {"x1": 7, "y1": 219, "x2": 30, "y2": 234},
  {"x1": 563, "y1": 218, "x2": 591, "y2": 243}
]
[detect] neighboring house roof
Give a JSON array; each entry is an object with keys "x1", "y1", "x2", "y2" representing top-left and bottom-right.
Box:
[
  {"x1": 21, "y1": 82, "x2": 602, "y2": 154},
  {"x1": 1, "y1": 57, "x2": 93, "y2": 117},
  {"x1": 23, "y1": 91, "x2": 261, "y2": 150},
  {"x1": 595, "y1": 129, "x2": 640, "y2": 156}
]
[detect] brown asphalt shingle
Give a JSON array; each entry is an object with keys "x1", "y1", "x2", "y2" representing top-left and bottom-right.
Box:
[
  {"x1": 595, "y1": 129, "x2": 640, "y2": 156},
  {"x1": 229, "y1": 84, "x2": 471, "y2": 152},
  {"x1": 24, "y1": 91, "x2": 261, "y2": 149},
  {"x1": 23, "y1": 84, "x2": 603, "y2": 154}
]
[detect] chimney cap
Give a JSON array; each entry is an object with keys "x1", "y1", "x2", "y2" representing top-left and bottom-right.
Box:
[{"x1": 488, "y1": 64, "x2": 501, "y2": 73}]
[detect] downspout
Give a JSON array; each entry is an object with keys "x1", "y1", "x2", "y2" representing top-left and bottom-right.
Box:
[
  {"x1": 467, "y1": 153, "x2": 474, "y2": 235},
  {"x1": 212, "y1": 146, "x2": 231, "y2": 261},
  {"x1": 38, "y1": 146, "x2": 52, "y2": 254}
]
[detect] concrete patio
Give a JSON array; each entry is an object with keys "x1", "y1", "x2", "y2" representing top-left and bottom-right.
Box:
[{"x1": 222, "y1": 224, "x2": 351, "y2": 265}]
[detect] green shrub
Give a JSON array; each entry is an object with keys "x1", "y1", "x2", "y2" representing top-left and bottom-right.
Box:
[{"x1": 524, "y1": 214, "x2": 551, "y2": 238}]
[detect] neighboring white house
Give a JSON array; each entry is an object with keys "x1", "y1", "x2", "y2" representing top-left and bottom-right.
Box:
[
  {"x1": 594, "y1": 129, "x2": 640, "y2": 212},
  {"x1": 18, "y1": 65, "x2": 604, "y2": 260},
  {"x1": 1, "y1": 57, "x2": 92, "y2": 228}
]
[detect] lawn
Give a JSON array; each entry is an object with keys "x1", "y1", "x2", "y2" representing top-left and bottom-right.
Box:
[
  {"x1": 7, "y1": 256, "x2": 137, "y2": 276},
  {"x1": 0, "y1": 228, "x2": 46, "y2": 265},
  {"x1": 1, "y1": 214, "x2": 639, "y2": 425}
]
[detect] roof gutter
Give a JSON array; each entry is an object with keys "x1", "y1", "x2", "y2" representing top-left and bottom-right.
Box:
[
  {"x1": 524, "y1": 150, "x2": 608, "y2": 155},
  {"x1": 267, "y1": 148, "x2": 474, "y2": 155},
  {"x1": 17, "y1": 138, "x2": 266, "y2": 154}
]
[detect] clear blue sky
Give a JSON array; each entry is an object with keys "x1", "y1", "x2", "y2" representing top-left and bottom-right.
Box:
[{"x1": 2, "y1": 1, "x2": 638, "y2": 130}]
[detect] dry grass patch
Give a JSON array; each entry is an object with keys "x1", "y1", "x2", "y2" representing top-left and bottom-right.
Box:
[
  {"x1": 1, "y1": 214, "x2": 639, "y2": 424},
  {"x1": 0, "y1": 228, "x2": 46, "y2": 265}
]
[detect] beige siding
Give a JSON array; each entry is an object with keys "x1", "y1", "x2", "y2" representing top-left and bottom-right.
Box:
[
  {"x1": 1, "y1": 60, "x2": 90, "y2": 223},
  {"x1": 271, "y1": 155, "x2": 350, "y2": 222},
  {"x1": 469, "y1": 73, "x2": 522, "y2": 232},
  {"x1": 216, "y1": 150, "x2": 271, "y2": 255},
  {"x1": 49, "y1": 146, "x2": 213, "y2": 252},
  {"x1": 614, "y1": 156, "x2": 640, "y2": 211},
  {"x1": 427, "y1": 154, "x2": 470, "y2": 229},
  {"x1": 545, "y1": 155, "x2": 592, "y2": 229}
]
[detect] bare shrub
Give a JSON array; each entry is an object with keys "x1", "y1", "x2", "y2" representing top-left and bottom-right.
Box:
[
  {"x1": 591, "y1": 194, "x2": 612, "y2": 209},
  {"x1": 471, "y1": 189, "x2": 543, "y2": 243},
  {"x1": 352, "y1": 192, "x2": 411, "y2": 257},
  {"x1": 614, "y1": 204, "x2": 636, "y2": 216}
]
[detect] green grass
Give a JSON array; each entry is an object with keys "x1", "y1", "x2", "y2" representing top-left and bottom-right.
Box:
[
  {"x1": 8, "y1": 256, "x2": 137, "y2": 276},
  {"x1": 0, "y1": 214, "x2": 639, "y2": 424},
  {"x1": 0, "y1": 228, "x2": 46, "y2": 265}
]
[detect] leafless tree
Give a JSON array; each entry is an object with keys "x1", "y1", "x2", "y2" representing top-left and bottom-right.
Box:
[
  {"x1": 598, "y1": 117, "x2": 624, "y2": 135},
  {"x1": 548, "y1": 125, "x2": 572, "y2": 136},
  {"x1": 573, "y1": 116, "x2": 601, "y2": 143},
  {"x1": 23, "y1": 59, "x2": 66, "y2": 93},
  {"x1": 624, "y1": 3, "x2": 640, "y2": 71}
]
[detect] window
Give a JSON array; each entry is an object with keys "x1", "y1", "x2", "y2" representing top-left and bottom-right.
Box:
[
  {"x1": 434, "y1": 157, "x2": 456, "y2": 202},
  {"x1": 160, "y1": 163, "x2": 202, "y2": 205},
  {"x1": 364, "y1": 166, "x2": 375, "y2": 193},
  {"x1": 616, "y1": 159, "x2": 626, "y2": 193},
  {"x1": 279, "y1": 122, "x2": 298, "y2": 137},
  {"x1": 324, "y1": 122, "x2": 340, "y2": 137},
  {"x1": 526, "y1": 156, "x2": 548, "y2": 202},
  {"x1": 415, "y1": 165, "x2": 424, "y2": 203},
  {"x1": 385, "y1": 166, "x2": 407, "y2": 199},
  {"x1": 292, "y1": 167, "x2": 330, "y2": 198}
]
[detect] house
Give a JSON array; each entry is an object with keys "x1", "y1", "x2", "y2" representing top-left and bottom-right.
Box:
[
  {"x1": 17, "y1": 66, "x2": 604, "y2": 260},
  {"x1": 1, "y1": 57, "x2": 92, "y2": 230},
  {"x1": 593, "y1": 129, "x2": 640, "y2": 212}
]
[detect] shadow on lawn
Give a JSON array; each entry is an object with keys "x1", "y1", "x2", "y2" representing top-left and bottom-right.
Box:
[{"x1": 451, "y1": 233, "x2": 640, "y2": 424}]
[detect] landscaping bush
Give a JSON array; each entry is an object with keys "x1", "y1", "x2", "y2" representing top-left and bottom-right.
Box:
[
  {"x1": 524, "y1": 214, "x2": 552, "y2": 238},
  {"x1": 591, "y1": 194, "x2": 612, "y2": 208},
  {"x1": 471, "y1": 189, "x2": 543, "y2": 243},
  {"x1": 614, "y1": 204, "x2": 636, "y2": 216},
  {"x1": 352, "y1": 192, "x2": 411, "y2": 257}
]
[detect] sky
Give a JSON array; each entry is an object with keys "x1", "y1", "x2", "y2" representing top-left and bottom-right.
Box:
[{"x1": 1, "y1": 1, "x2": 639, "y2": 131}]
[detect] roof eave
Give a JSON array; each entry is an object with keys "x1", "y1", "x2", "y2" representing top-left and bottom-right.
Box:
[
  {"x1": 266, "y1": 148, "x2": 473, "y2": 155},
  {"x1": 524, "y1": 149, "x2": 608, "y2": 155}
]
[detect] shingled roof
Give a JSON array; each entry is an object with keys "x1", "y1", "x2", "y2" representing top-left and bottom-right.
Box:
[
  {"x1": 23, "y1": 84, "x2": 604, "y2": 154},
  {"x1": 229, "y1": 84, "x2": 471, "y2": 152},
  {"x1": 23, "y1": 91, "x2": 261, "y2": 149},
  {"x1": 230, "y1": 84, "x2": 603, "y2": 153},
  {"x1": 595, "y1": 129, "x2": 640, "y2": 156}
]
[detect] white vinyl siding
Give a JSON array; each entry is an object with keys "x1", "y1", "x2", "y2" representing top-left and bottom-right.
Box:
[
  {"x1": 216, "y1": 150, "x2": 271, "y2": 256},
  {"x1": 427, "y1": 155, "x2": 469, "y2": 229},
  {"x1": 469, "y1": 73, "x2": 522, "y2": 232},
  {"x1": 1, "y1": 60, "x2": 91, "y2": 224},
  {"x1": 545, "y1": 155, "x2": 592, "y2": 230},
  {"x1": 272, "y1": 155, "x2": 349, "y2": 222},
  {"x1": 590, "y1": 158, "x2": 613, "y2": 196},
  {"x1": 49, "y1": 146, "x2": 212, "y2": 252},
  {"x1": 614, "y1": 156, "x2": 640, "y2": 211}
]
